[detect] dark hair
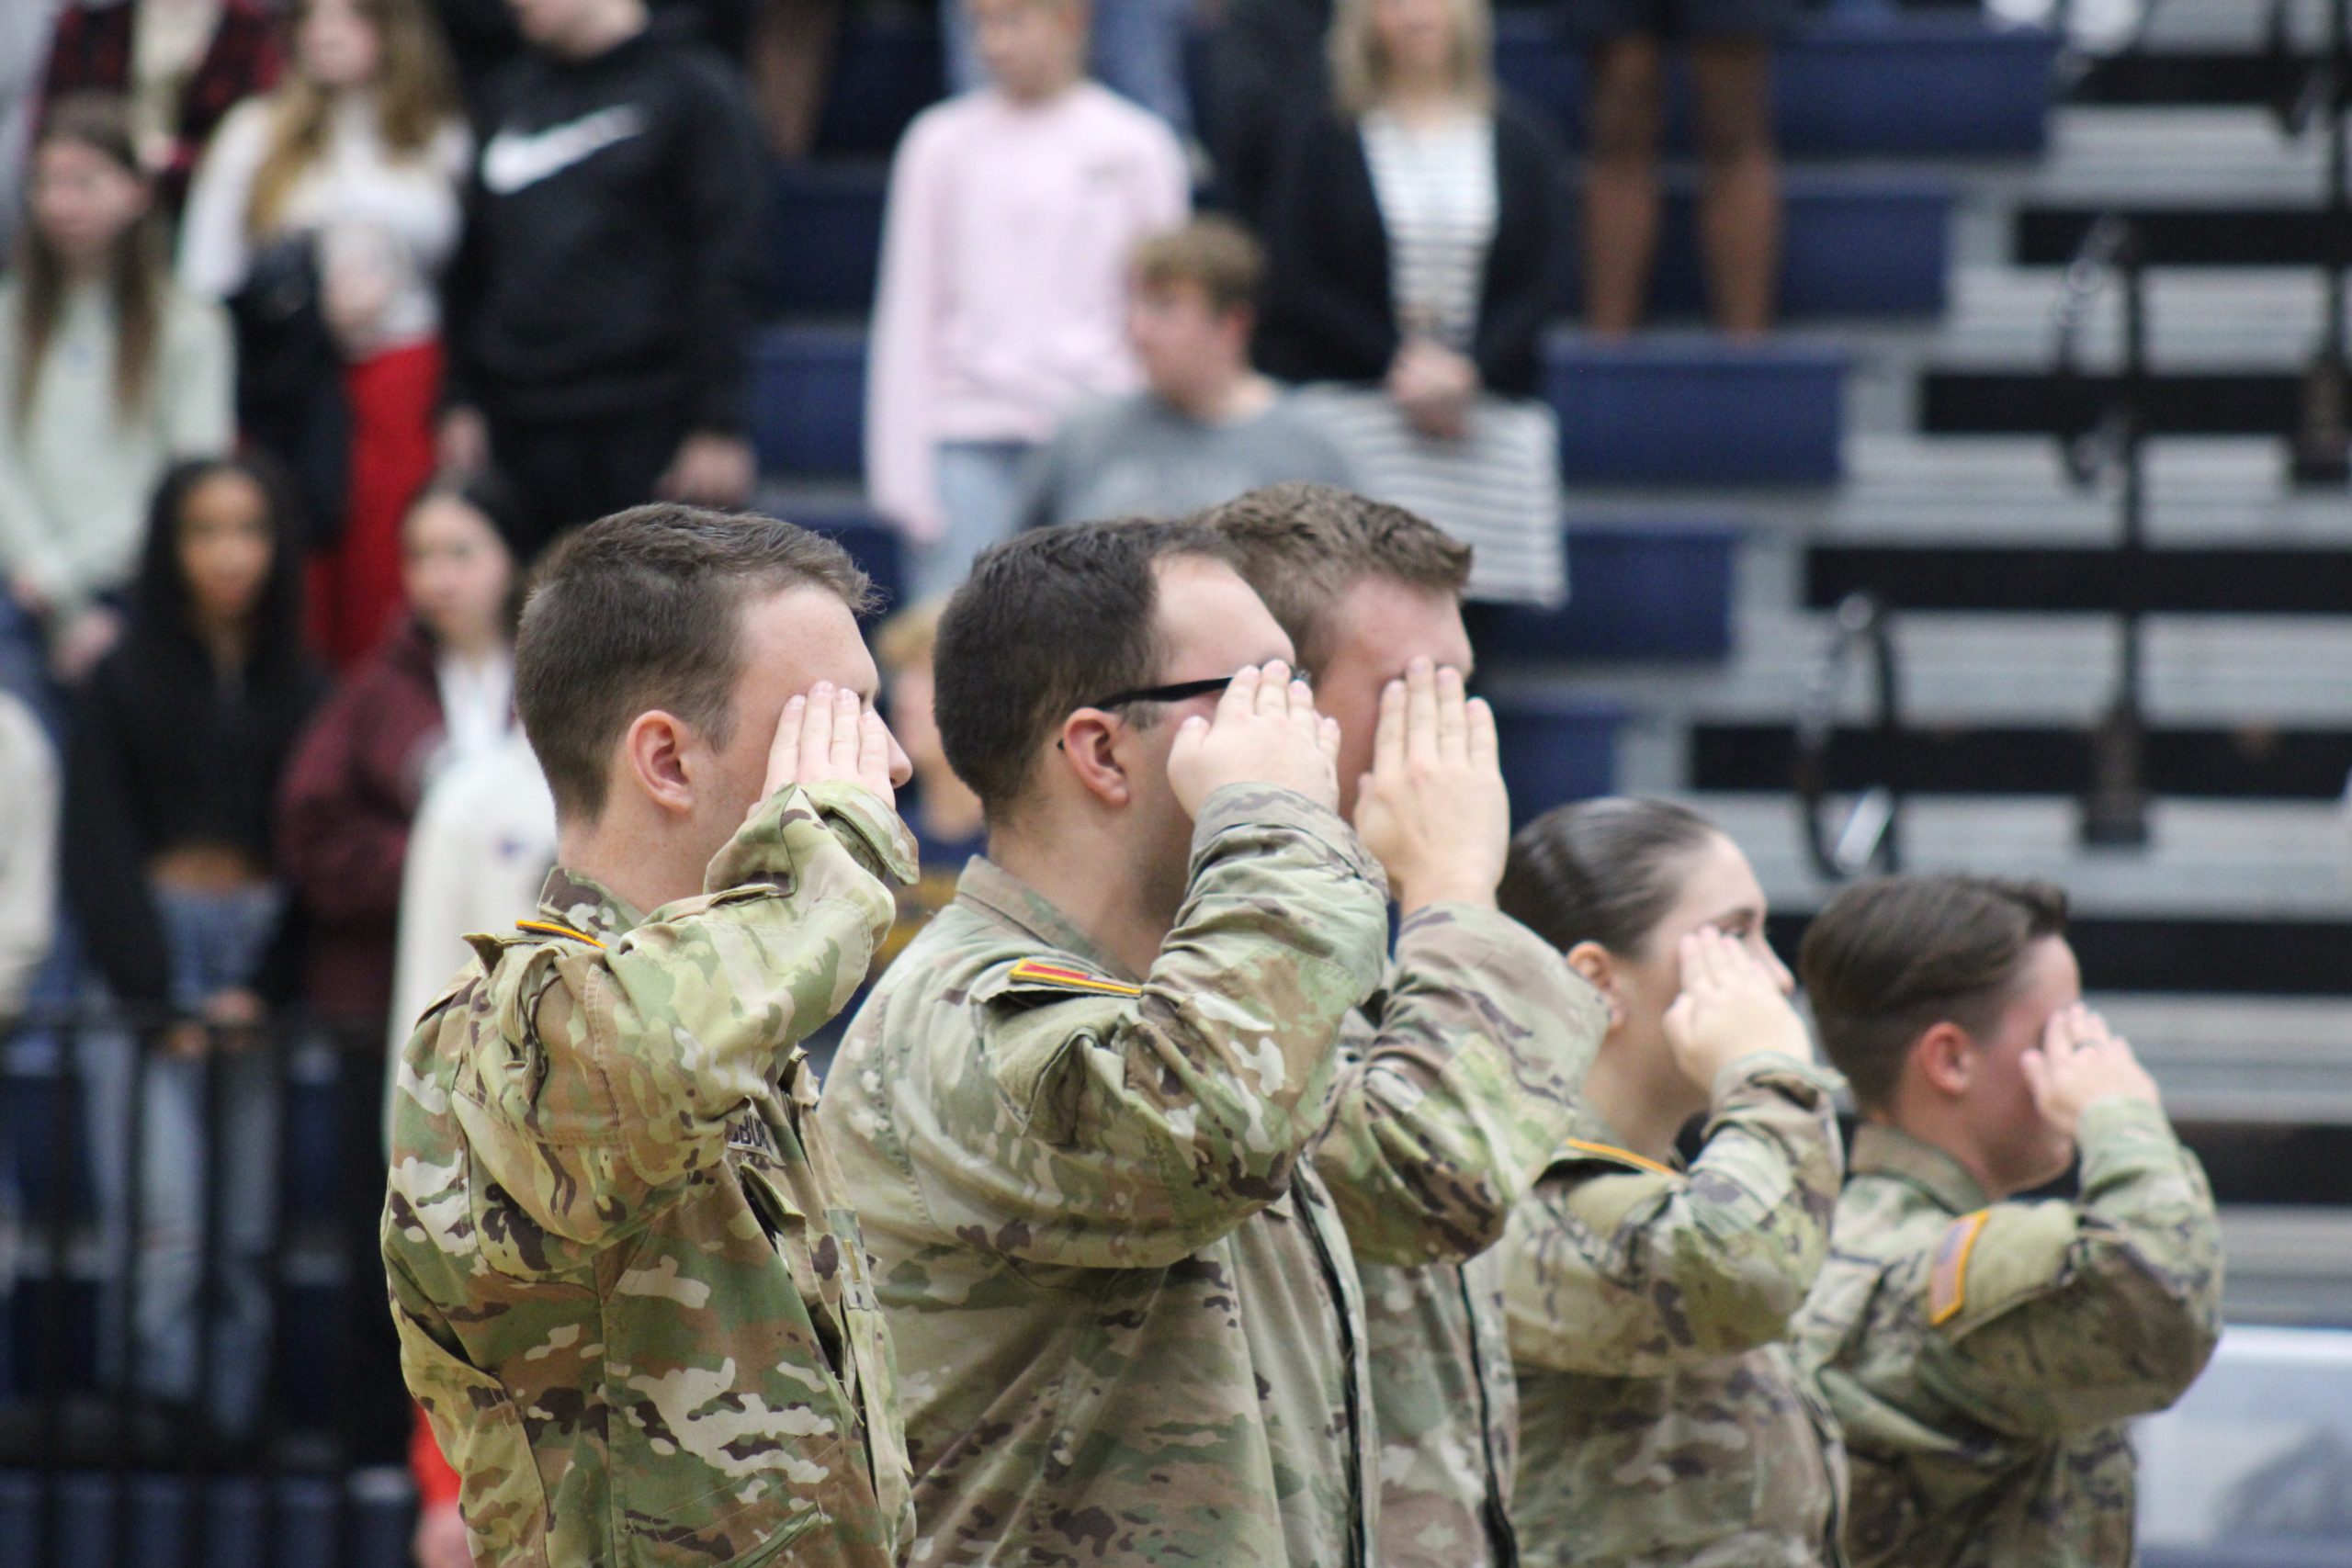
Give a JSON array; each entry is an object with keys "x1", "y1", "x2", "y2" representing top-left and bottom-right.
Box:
[
  {"x1": 1199, "y1": 483, "x2": 1471, "y2": 672},
  {"x1": 934, "y1": 517, "x2": 1236, "y2": 813},
  {"x1": 130, "y1": 454, "x2": 309, "y2": 665},
  {"x1": 404, "y1": 467, "x2": 531, "y2": 562},
  {"x1": 513, "y1": 504, "x2": 874, "y2": 821},
  {"x1": 16, "y1": 96, "x2": 164, "y2": 426},
  {"x1": 1497, "y1": 796, "x2": 1722, "y2": 957},
  {"x1": 1798, "y1": 874, "x2": 2071, "y2": 1111}
]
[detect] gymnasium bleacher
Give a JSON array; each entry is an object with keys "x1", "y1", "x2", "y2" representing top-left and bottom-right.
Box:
[{"x1": 5, "y1": 2, "x2": 2351, "y2": 1562}]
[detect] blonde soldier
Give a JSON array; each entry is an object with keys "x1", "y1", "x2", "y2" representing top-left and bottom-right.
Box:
[
  {"x1": 1206, "y1": 483, "x2": 1607, "y2": 1568},
  {"x1": 818, "y1": 520, "x2": 1395, "y2": 1565},
  {"x1": 1796, "y1": 875, "x2": 2222, "y2": 1568},
  {"x1": 1494, "y1": 798, "x2": 1848, "y2": 1567},
  {"x1": 382, "y1": 508, "x2": 921, "y2": 1566}
]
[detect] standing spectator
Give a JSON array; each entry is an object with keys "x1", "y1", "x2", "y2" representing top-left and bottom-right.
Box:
[
  {"x1": 865, "y1": 0, "x2": 1188, "y2": 601},
  {"x1": 39, "y1": 0, "x2": 282, "y2": 210},
  {"x1": 435, "y1": 0, "x2": 763, "y2": 560},
  {"x1": 1199, "y1": 0, "x2": 1329, "y2": 228},
  {"x1": 942, "y1": 0, "x2": 1195, "y2": 133},
  {"x1": 0, "y1": 95, "x2": 233, "y2": 720},
  {"x1": 0, "y1": 691, "x2": 59, "y2": 1021},
  {"x1": 1577, "y1": 0, "x2": 1781, "y2": 336},
  {"x1": 1257, "y1": 0, "x2": 1568, "y2": 608},
  {"x1": 277, "y1": 474, "x2": 517, "y2": 1467},
  {"x1": 1019, "y1": 218, "x2": 1358, "y2": 530},
  {"x1": 65, "y1": 454, "x2": 325, "y2": 1442},
  {"x1": 180, "y1": 0, "x2": 470, "y2": 669}
]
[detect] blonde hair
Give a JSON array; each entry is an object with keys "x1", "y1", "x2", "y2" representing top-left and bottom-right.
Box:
[
  {"x1": 1131, "y1": 217, "x2": 1264, "y2": 317},
  {"x1": 248, "y1": 0, "x2": 458, "y2": 236},
  {"x1": 1328, "y1": 0, "x2": 1495, "y2": 118},
  {"x1": 875, "y1": 594, "x2": 952, "y2": 678}
]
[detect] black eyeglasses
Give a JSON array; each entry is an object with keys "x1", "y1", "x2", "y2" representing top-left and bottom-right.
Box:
[{"x1": 1083, "y1": 668, "x2": 1315, "y2": 712}]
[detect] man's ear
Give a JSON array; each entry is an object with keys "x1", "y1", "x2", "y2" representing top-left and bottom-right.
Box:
[
  {"x1": 1057, "y1": 710, "x2": 1133, "y2": 808},
  {"x1": 1565, "y1": 941, "x2": 1623, "y2": 1029},
  {"x1": 622, "y1": 709, "x2": 696, "y2": 817},
  {"x1": 1911, "y1": 1021, "x2": 1973, "y2": 1100}
]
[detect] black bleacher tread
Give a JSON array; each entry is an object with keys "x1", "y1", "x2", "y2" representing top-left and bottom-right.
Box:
[
  {"x1": 1692, "y1": 723, "x2": 2352, "y2": 800},
  {"x1": 1765, "y1": 911, "x2": 2350, "y2": 998},
  {"x1": 2017, "y1": 206, "x2": 2346, "y2": 267},
  {"x1": 1920, "y1": 370, "x2": 2311, "y2": 436},
  {"x1": 2066, "y1": 52, "x2": 2301, "y2": 109},
  {"x1": 1805, "y1": 544, "x2": 2352, "y2": 614}
]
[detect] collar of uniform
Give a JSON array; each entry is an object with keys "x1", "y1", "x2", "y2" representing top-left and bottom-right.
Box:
[
  {"x1": 1565, "y1": 1099, "x2": 1688, "y2": 1174},
  {"x1": 954, "y1": 856, "x2": 1141, "y2": 984},
  {"x1": 536, "y1": 864, "x2": 648, "y2": 941},
  {"x1": 1849, "y1": 1122, "x2": 1990, "y2": 1214}
]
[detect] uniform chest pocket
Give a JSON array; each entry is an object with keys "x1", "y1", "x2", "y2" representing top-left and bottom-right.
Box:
[{"x1": 390, "y1": 1303, "x2": 551, "y2": 1567}]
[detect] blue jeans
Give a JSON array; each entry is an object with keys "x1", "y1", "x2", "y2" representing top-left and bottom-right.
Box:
[
  {"x1": 0, "y1": 596, "x2": 60, "y2": 742},
  {"x1": 943, "y1": 0, "x2": 1196, "y2": 132},
  {"x1": 913, "y1": 439, "x2": 1037, "y2": 604},
  {"x1": 79, "y1": 884, "x2": 286, "y2": 1437}
]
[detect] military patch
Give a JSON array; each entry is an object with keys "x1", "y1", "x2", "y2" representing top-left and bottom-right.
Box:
[
  {"x1": 515, "y1": 919, "x2": 606, "y2": 950},
  {"x1": 1928, "y1": 1209, "x2": 1990, "y2": 1325},
  {"x1": 1557, "y1": 1137, "x2": 1678, "y2": 1178},
  {"x1": 1003, "y1": 959, "x2": 1143, "y2": 998}
]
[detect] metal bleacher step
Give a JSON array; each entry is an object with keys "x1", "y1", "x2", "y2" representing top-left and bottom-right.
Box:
[{"x1": 2213, "y1": 1208, "x2": 2352, "y2": 1327}]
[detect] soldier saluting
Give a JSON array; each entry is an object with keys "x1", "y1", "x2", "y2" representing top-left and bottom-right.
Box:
[{"x1": 383, "y1": 505, "x2": 921, "y2": 1566}]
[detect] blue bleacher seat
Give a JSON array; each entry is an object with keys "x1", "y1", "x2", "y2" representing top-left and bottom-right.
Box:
[
  {"x1": 810, "y1": 14, "x2": 945, "y2": 158},
  {"x1": 1493, "y1": 12, "x2": 2057, "y2": 158},
  {"x1": 0, "y1": 1471, "x2": 410, "y2": 1568},
  {"x1": 1489, "y1": 694, "x2": 1628, "y2": 827},
  {"x1": 1545, "y1": 334, "x2": 1846, "y2": 485},
  {"x1": 1479, "y1": 519, "x2": 1742, "y2": 661},
  {"x1": 768, "y1": 164, "x2": 891, "y2": 316},
  {"x1": 751, "y1": 326, "x2": 867, "y2": 479}
]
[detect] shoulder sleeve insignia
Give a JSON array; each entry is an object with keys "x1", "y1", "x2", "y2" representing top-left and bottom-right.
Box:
[
  {"x1": 1555, "y1": 1137, "x2": 1679, "y2": 1178},
  {"x1": 1928, "y1": 1209, "x2": 1991, "y2": 1325},
  {"x1": 1003, "y1": 958, "x2": 1143, "y2": 998},
  {"x1": 515, "y1": 919, "x2": 607, "y2": 950}
]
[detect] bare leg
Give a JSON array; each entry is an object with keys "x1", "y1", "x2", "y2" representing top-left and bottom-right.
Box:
[
  {"x1": 1583, "y1": 35, "x2": 1668, "y2": 338},
  {"x1": 750, "y1": 0, "x2": 844, "y2": 162},
  {"x1": 1689, "y1": 36, "x2": 1781, "y2": 338}
]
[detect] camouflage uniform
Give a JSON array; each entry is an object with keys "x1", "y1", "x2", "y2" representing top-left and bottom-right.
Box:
[
  {"x1": 1503, "y1": 1054, "x2": 1849, "y2": 1568},
  {"x1": 1314, "y1": 908, "x2": 1608, "y2": 1568},
  {"x1": 816, "y1": 784, "x2": 1394, "y2": 1566},
  {"x1": 382, "y1": 783, "x2": 920, "y2": 1567},
  {"x1": 1797, "y1": 1099, "x2": 2223, "y2": 1568}
]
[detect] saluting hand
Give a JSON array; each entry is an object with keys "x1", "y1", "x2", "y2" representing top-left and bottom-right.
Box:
[
  {"x1": 1167, "y1": 661, "x2": 1342, "y2": 818},
  {"x1": 1351, "y1": 659, "x2": 1509, "y2": 913},
  {"x1": 2022, "y1": 1004, "x2": 2160, "y2": 1139},
  {"x1": 1662, "y1": 928, "x2": 1814, "y2": 1092},
  {"x1": 763, "y1": 681, "x2": 899, "y2": 807}
]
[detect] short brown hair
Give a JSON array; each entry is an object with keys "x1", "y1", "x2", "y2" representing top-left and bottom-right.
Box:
[
  {"x1": 934, "y1": 518, "x2": 1236, "y2": 815},
  {"x1": 1798, "y1": 874, "x2": 2071, "y2": 1111},
  {"x1": 874, "y1": 594, "x2": 949, "y2": 679},
  {"x1": 1131, "y1": 217, "x2": 1265, "y2": 318},
  {"x1": 514, "y1": 504, "x2": 873, "y2": 821},
  {"x1": 1200, "y1": 483, "x2": 1472, "y2": 671}
]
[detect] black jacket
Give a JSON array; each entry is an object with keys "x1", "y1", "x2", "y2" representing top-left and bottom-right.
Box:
[
  {"x1": 1255, "y1": 103, "x2": 1568, "y2": 400},
  {"x1": 444, "y1": 17, "x2": 763, "y2": 430}
]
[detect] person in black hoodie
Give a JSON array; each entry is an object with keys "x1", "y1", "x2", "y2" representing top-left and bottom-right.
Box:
[
  {"x1": 435, "y1": 0, "x2": 763, "y2": 559},
  {"x1": 66, "y1": 455, "x2": 325, "y2": 1444}
]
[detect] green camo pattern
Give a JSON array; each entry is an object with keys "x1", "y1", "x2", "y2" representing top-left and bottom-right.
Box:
[
  {"x1": 1797, "y1": 1099, "x2": 2223, "y2": 1568},
  {"x1": 1315, "y1": 905, "x2": 1607, "y2": 1568},
  {"x1": 816, "y1": 784, "x2": 1395, "y2": 1566},
  {"x1": 1504, "y1": 1055, "x2": 1849, "y2": 1568},
  {"x1": 382, "y1": 781, "x2": 921, "y2": 1567}
]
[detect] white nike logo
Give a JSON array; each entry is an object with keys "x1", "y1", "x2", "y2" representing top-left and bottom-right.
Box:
[{"x1": 480, "y1": 107, "x2": 647, "y2": 196}]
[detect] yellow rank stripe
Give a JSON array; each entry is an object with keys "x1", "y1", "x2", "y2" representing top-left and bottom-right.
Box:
[
  {"x1": 1005, "y1": 959, "x2": 1143, "y2": 998},
  {"x1": 1929, "y1": 1209, "x2": 1991, "y2": 1325},
  {"x1": 516, "y1": 919, "x2": 607, "y2": 950},
  {"x1": 1557, "y1": 1137, "x2": 1678, "y2": 1178}
]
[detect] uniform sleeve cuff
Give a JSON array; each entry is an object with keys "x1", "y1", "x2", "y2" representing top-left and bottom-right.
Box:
[
  {"x1": 1709, "y1": 1051, "x2": 1846, "y2": 1110},
  {"x1": 1189, "y1": 783, "x2": 1389, "y2": 898}
]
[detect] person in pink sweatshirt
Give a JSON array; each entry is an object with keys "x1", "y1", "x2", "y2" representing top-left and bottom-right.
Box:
[{"x1": 865, "y1": 0, "x2": 1190, "y2": 602}]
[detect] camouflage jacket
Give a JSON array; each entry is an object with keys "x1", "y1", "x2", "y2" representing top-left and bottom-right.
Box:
[
  {"x1": 1797, "y1": 1100, "x2": 2223, "y2": 1568},
  {"x1": 382, "y1": 783, "x2": 920, "y2": 1567},
  {"x1": 816, "y1": 784, "x2": 1394, "y2": 1567},
  {"x1": 1315, "y1": 908, "x2": 1607, "y2": 1568},
  {"x1": 1503, "y1": 1054, "x2": 1849, "y2": 1568}
]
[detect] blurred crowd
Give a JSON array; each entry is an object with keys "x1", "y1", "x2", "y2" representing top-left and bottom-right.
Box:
[{"x1": 0, "y1": 0, "x2": 1804, "y2": 1557}]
